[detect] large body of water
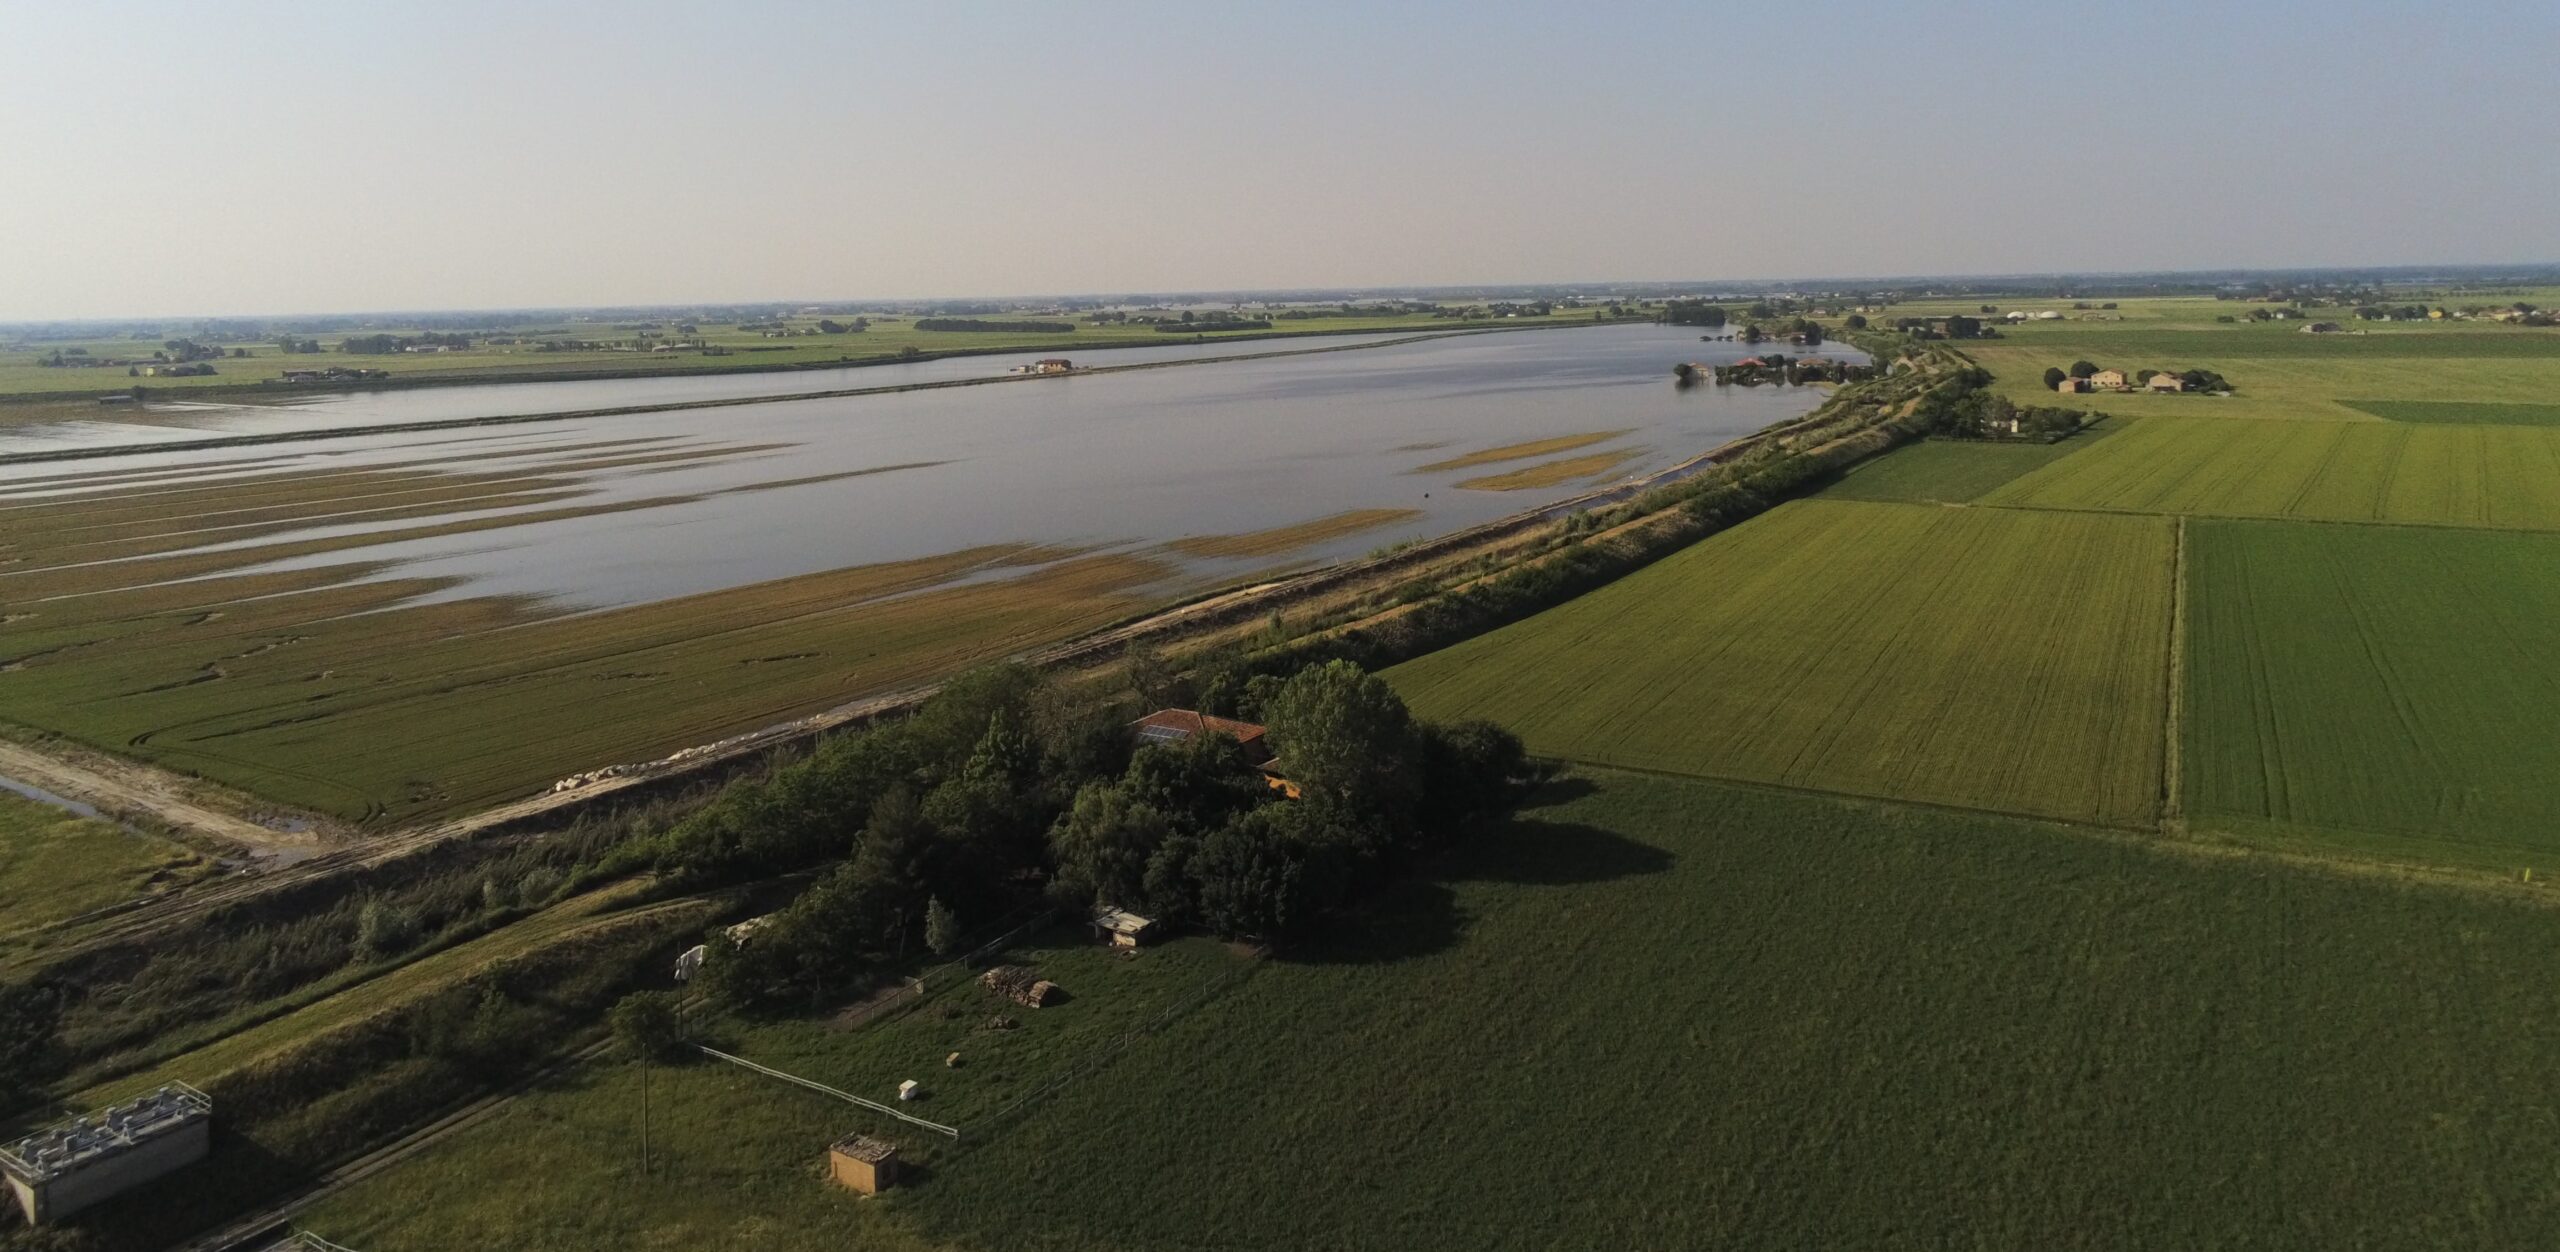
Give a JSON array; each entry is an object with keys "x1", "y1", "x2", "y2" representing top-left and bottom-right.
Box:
[
  {"x1": 2, "y1": 325, "x2": 1853, "y2": 611},
  {"x1": 0, "y1": 329, "x2": 1436, "y2": 450}
]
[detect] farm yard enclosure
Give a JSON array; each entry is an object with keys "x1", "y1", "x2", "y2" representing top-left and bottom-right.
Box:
[{"x1": 305, "y1": 771, "x2": 2560, "y2": 1251}]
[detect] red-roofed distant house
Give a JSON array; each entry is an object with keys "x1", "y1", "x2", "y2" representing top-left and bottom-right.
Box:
[{"x1": 1130, "y1": 709, "x2": 1299, "y2": 797}]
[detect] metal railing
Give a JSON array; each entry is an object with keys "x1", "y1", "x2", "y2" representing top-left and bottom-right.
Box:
[{"x1": 695, "y1": 1046, "x2": 960, "y2": 1140}]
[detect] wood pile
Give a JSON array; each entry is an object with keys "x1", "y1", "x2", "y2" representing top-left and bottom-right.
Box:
[{"x1": 980, "y1": 965, "x2": 1060, "y2": 1008}]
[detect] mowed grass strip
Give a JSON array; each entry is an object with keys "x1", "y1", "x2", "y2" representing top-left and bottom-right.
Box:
[
  {"x1": 2345, "y1": 399, "x2": 2560, "y2": 426},
  {"x1": 0, "y1": 790, "x2": 201, "y2": 936},
  {"x1": 310, "y1": 772, "x2": 2560, "y2": 1251},
  {"x1": 1389, "y1": 499, "x2": 2174, "y2": 826},
  {"x1": 1980, "y1": 415, "x2": 2560, "y2": 530},
  {"x1": 2184, "y1": 519, "x2": 2560, "y2": 868},
  {"x1": 1820, "y1": 423, "x2": 2121, "y2": 505}
]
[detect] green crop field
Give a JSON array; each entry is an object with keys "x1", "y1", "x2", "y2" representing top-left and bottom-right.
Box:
[
  {"x1": 1818, "y1": 422, "x2": 2120, "y2": 504},
  {"x1": 306, "y1": 771, "x2": 2560, "y2": 1251},
  {"x1": 1980, "y1": 415, "x2": 2560, "y2": 530},
  {"x1": 0, "y1": 790, "x2": 199, "y2": 937},
  {"x1": 2346, "y1": 399, "x2": 2560, "y2": 426},
  {"x1": 1954, "y1": 315, "x2": 2560, "y2": 422},
  {"x1": 1387, "y1": 499, "x2": 2174, "y2": 827},
  {"x1": 2183, "y1": 520, "x2": 2560, "y2": 870}
]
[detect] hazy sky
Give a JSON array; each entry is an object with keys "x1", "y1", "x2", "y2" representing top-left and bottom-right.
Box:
[{"x1": 4, "y1": 0, "x2": 2554, "y2": 319}]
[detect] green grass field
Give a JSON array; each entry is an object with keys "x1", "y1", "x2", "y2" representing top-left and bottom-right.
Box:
[
  {"x1": 1979, "y1": 415, "x2": 2560, "y2": 531},
  {"x1": 2183, "y1": 520, "x2": 2560, "y2": 870},
  {"x1": 0, "y1": 790, "x2": 198, "y2": 936},
  {"x1": 2346, "y1": 399, "x2": 2560, "y2": 425},
  {"x1": 1387, "y1": 499, "x2": 2175, "y2": 827},
  {"x1": 1959, "y1": 315, "x2": 2560, "y2": 423},
  {"x1": 1818, "y1": 422, "x2": 2120, "y2": 504},
  {"x1": 305, "y1": 771, "x2": 2560, "y2": 1251}
]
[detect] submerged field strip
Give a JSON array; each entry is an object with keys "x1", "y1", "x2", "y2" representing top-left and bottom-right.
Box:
[
  {"x1": 1389, "y1": 499, "x2": 2175, "y2": 827},
  {"x1": 0, "y1": 325, "x2": 1848, "y2": 822}
]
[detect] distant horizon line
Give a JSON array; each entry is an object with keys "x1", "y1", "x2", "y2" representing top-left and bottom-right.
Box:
[{"x1": 8, "y1": 260, "x2": 2556, "y2": 329}]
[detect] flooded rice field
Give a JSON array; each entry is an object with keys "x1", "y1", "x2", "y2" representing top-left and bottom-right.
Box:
[
  {"x1": 0, "y1": 325, "x2": 1851, "y2": 609},
  {"x1": 0, "y1": 324, "x2": 1855, "y2": 820}
]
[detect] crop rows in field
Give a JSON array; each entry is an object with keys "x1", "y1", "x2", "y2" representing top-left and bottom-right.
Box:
[
  {"x1": 1388, "y1": 499, "x2": 2175, "y2": 827},
  {"x1": 1820, "y1": 424, "x2": 2119, "y2": 504},
  {"x1": 312, "y1": 771, "x2": 2560, "y2": 1250},
  {"x1": 2183, "y1": 519, "x2": 2560, "y2": 867},
  {"x1": 2345, "y1": 399, "x2": 2560, "y2": 426},
  {"x1": 1981, "y1": 416, "x2": 2560, "y2": 530}
]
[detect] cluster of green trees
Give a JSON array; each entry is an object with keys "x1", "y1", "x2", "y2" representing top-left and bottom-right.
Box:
[
  {"x1": 1154, "y1": 313, "x2": 1272, "y2": 332},
  {"x1": 340, "y1": 332, "x2": 472, "y2": 354},
  {"x1": 814, "y1": 318, "x2": 869, "y2": 334},
  {"x1": 1046, "y1": 662, "x2": 1523, "y2": 940},
  {"x1": 912, "y1": 318, "x2": 1076, "y2": 333},
  {"x1": 1662, "y1": 301, "x2": 1729, "y2": 328},
  {"x1": 2040, "y1": 361, "x2": 2232, "y2": 394},
  {"x1": 644, "y1": 661, "x2": 1527, "y2": 1012}
]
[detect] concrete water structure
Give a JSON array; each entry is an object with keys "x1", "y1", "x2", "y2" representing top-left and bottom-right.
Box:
[{"x1": 0, "y1": 1083, "x2": 212, "y2": 1225}]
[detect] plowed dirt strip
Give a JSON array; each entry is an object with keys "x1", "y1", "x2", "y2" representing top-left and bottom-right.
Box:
[{"x1": 1388, "y1": 499, "x2": 2175, "y2": 827}]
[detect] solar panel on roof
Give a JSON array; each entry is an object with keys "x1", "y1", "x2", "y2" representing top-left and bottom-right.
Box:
[{"x1": 1138, "y1": 725, "x2": 1191, "y2": 743}]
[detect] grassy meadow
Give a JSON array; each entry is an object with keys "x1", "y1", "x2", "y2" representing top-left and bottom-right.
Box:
[
  {"x1": 1961, "y1": 316, "x2": 2560, "y2": 422},
  {"x1": 0, "y1": 790, "x2": 200, "y2": 936},
  {"x1": 1980, "y1": 415, "x2": 2560, "y2": 531},
  {"x1": 2183, "y1": 520, "x2": 2560, "y2": 870},
  {"x1": 305, "y1": 771, "x2": 2560, "y2": 1251},
  {"x1": 1388, "y1": 499, "x2": 2175, "y2": 827},
  {"x1": 1817, "y1": 420, "x2": 2121, "y2": 504}
]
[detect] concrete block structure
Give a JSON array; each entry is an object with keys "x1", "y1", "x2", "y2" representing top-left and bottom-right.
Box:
[{"x1": 0, "y1": 1083, "x2": 212, "y2": 1225}]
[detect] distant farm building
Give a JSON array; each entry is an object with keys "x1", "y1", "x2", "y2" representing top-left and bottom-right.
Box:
[
  {"x1": 1132, "y1": 708, "x2": 1300, "y2": 797},
  {"x1": 2055, "y1": 376, "x2": 2091, "y2": 394},
  {"x1": 1133, "y1": 709, "x2": 1274, "y2": 764},
  {"x1": 1092, "y1": 905, "x2": 1157, "y2": 949},
  {"x1": 2146, "y1": 373, "x2": 2188, "y2": 393},
  {"x1": 1, "y1": 1084, "x2": 211, "y2": 1225},
  {"x1": 2089, "y1": 369, "x2": 2129, "y2": 391},
  {"x1": 828, "y1": 1134, "x2": 903, "y2": 1196}
]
